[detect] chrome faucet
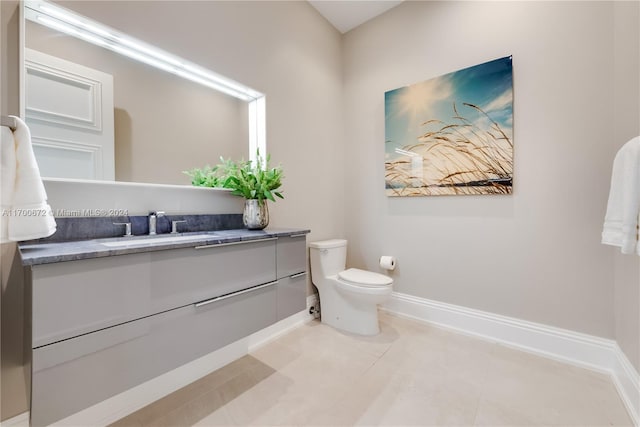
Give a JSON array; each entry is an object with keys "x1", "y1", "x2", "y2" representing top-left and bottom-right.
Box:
[
  {"x1": 171, "y1": 220, "x2": 187, "y2": 234},
  {"x1": 148, "y1": 211, "x2": 165, "y2": 235},
  {"x1": 113, "y1": 222, "x2": 132, "y2": 237}
]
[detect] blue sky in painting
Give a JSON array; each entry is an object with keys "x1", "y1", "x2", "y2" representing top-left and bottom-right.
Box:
[{"x1": 385, "y1": 56, "x2": 513, "y2": 160}]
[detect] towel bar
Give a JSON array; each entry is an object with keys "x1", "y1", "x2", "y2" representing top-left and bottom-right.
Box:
[{"x1": 1, "y1": 115, "x2": 17, "y2": 131}]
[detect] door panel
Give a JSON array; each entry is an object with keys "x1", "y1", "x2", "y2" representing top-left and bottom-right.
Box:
[{"x1": 25, "y1": 48, "x2": 115, "y2": 180}]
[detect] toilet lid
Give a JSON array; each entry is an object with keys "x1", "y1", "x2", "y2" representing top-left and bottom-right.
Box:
[{"x1": 338, "y1": 268, "x2": 393, "y2": 287}]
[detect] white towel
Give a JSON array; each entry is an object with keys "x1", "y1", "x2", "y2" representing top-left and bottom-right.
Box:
[
  {"x1": 602, "y1": 136, "x2": 640, "y2": 255},
  {"x1": 0, "y1": 116, "x2": 56, "y2": 242},
  {"x1": 1, "y1": 125, "x2": 16, "y2": 242}
]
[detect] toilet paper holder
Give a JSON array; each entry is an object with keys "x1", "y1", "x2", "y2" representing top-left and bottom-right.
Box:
[{"x1": 379, "y1": 255, "x2": 396, "y2": 271}]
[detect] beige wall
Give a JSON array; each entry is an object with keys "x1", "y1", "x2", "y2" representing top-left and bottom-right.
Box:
[
  {"x1": 1, "y1": 0, "x2": 19, "y2": 117},
  {"x1": 25, "y1": 21, "x2": 246, "y2": 185},
  {"x1": 343, "y1": 1, "x2": 621, "y2": 339},
  {"x1": 58, "y1": 1, "x2": 345, "y2": 238},
  {"x1": 612, "y1": 1, "x2": 640, "y2": 372},
  {"x1": 1, "y1": 0, "x2": 29, "y2": 421},
  {"x1": 0, "y1": 243, "x2": 27, "y2": 421}
]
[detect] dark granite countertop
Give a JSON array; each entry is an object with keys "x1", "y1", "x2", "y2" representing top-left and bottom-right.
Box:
[{"x1": 19, "y1": 228, "x2": 310, "y2": 266}]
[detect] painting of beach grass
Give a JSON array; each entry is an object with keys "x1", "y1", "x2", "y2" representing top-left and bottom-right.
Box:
[{"x1": 385, "y1": 56, "x2": 513, "y2": 196}]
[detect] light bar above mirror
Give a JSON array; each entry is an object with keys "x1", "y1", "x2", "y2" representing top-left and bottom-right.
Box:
[{"x1": 24, "y1": 0, "x2": 263, "y2": 102}]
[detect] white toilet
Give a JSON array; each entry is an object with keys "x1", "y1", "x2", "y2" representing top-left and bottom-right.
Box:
[{"x1": 309, "y1": 239, "x2": 393, "y2": 335}]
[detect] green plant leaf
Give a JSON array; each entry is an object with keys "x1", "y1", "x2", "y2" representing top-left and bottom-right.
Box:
[
  {"x1": 264, "y1": 190, "x2": 275, "y2": 202},
  {"x1": 186, "y1": 149, "x2": 284, "y2": 202}
]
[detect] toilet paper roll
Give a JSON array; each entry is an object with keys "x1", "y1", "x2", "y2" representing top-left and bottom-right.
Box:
[{"x1": 379, "y1": 255, "x2": 396, "y2": 271}]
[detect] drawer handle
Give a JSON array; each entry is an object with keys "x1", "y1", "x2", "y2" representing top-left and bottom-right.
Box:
[
  {"x1": 289, "y1": 234, "x2": 307, "y2": 239},
  {"x1": 290, "y1": 271, "x2": 307, "y2": 279},
  {"x1": 194, "y1": 280, "x2": 279, "y2": 308},
  {"x1": 195, "y1": 237, "x2": 277, "y2": 250}
]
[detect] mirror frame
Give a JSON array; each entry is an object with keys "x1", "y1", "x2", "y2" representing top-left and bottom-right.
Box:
[{"x1": 19, "y1": 0, "x2": 266, "y2": 186}]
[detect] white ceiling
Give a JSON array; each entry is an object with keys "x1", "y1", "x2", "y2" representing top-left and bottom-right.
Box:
[{"x1": 308, "y1": 1, "x2": 404, "y2": 34}]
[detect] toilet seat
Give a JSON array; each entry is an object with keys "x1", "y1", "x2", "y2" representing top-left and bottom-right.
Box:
[{"x1": 338, "y1": 268, "x2": 392, "y2": 287}]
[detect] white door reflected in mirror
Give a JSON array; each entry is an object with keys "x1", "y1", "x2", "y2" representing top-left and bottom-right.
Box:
[{"x1": 26, "y1": 48, "x2": 115, "y2": 180}]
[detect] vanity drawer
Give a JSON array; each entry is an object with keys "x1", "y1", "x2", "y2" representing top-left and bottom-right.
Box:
[
  {"x1": 31, "y1": 282, "x2": 278, "y2": 427},
  {"x1": 31, "y1": 253, "x2": 151, "y2": 348},
  {"x1": 276, "y1": 234, "x2": 307, "y2": 278},
  {"x1": 150, "y1": 238, "x2": 276, "y2": 311},
  {"x1": 277, "y1": 272, "x2": 308, "y2": 320}
]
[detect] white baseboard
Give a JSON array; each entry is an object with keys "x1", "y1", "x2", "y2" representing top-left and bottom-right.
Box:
[
  {"x1": 612, "y1": 343, "x2": 640, "y2": 426},
  {"x1": 381, "y1": 291, "x2": 640, "y2": 426},
  {"x1": 54, "y1": 309, "x2": 314, "y2": 427}
]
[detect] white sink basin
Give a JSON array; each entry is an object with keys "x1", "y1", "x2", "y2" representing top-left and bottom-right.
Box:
[{"x1": 100, "y1": 233, "x2": 216, "y2": 248}]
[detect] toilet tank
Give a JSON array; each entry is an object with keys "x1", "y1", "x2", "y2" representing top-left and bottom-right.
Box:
[{"x1": 309, "y1": 239, "x2": 347, "y2": 279}]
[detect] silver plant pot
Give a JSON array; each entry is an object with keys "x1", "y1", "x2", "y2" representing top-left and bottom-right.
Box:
[{"x1": 243, "y1": 199, "x2": 269, "y2": 230}]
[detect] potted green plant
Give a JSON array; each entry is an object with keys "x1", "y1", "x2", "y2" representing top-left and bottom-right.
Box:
[{"x1": 184, "y1": 151, "x2": 284, "y2": 230}]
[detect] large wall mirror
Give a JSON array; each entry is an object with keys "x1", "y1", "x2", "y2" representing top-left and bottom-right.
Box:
[{"x1": 21, "y1": 0, "x2": 265, "y2": 186}]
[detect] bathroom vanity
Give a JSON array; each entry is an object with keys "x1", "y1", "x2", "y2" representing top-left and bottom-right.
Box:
[{"x1": 19, "y1": 228, "x2": 309, "y2": 426}]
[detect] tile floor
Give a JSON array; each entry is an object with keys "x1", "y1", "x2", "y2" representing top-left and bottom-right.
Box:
[{"x1": 111, "y1": 312, "x2": 633, "y2": 426}]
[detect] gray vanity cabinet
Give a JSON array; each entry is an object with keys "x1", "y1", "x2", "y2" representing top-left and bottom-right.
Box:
[
  {"x1": 276, "y1": 234, "x2": 307, "y2": 320},
  {"x1": 27, "y1": 236, "x2": 299, "y2": 427},
  {"x1": 31, "y1": 239, "x2": 276, "y2": 348},
  {"x1": 31, "y1": 284, "x2": 276, "y2": 427}
]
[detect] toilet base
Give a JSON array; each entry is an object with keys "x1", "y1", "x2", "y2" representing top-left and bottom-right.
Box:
[
  {"x1": 321, "y1": 303, "x2": 380, "y2": 336},
  {"x1": 317, "y1": 281, "x2": 387, "y2": 336}
]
